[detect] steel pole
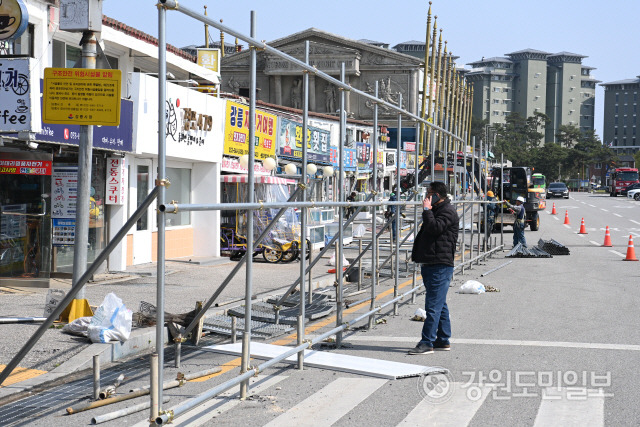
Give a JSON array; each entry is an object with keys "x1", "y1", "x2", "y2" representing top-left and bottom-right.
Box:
[
  {"x1": 93, "y1": 355, "x2": 100, "y2": 401},
  {"x1": 72, "y1": 31, "x2": 96, "y2": 305},
  {"x1": 470, "y1": 136, "x2": 476, "y2": 263},
  {"x1": 240, "y1": 10, "x2": 257, "y2": 399},
  {"x1": 336, "y1": 62, "x2": 346, "y2": 346},
  {"x1": 501, "y1": 153, "x2": 504, "y2": 247},
  {"x1": 150, "y1": 353, "x2": 159, "y2": 422},
  {"x1": 156, "y1": 4, "x2": 168, "y2": 410},
  {"x1": 394, "y1": 94, "x2": 402, "y2": 316},
  {"x1": 298, "y1": 41, "x2": 310, "y2": 370},
  {"x1": 368, "y1": 82, "x2": 379, "y2": 329}
]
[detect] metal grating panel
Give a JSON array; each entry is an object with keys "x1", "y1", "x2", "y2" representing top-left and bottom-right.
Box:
[{"x1": 203, "y1": 315, "x2": 294, "y2": 339}]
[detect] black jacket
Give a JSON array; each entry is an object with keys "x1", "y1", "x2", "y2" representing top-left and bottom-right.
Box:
[{"x1": 411, "y1": 198, "x2": 459, "y2": 266}]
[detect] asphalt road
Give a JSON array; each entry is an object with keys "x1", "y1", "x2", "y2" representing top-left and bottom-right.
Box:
[{"x1": 4, "y1": 191, "x2": 640, "y2": 426}]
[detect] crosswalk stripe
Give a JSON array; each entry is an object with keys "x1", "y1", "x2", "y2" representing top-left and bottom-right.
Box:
[
  {"x1": 263, "y1": 377, "x2": 387, "y2": 427},
  {"x1": 398, "y1": 383, "x2": 491, "y2": 426},
  {"x1": 533, "y1": 387, "x2": 604, "y2": 427}
]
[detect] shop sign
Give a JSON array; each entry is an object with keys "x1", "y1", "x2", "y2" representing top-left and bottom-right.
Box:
[
  {"x1": 0, "y1": 0, "x2": 28, "y2": 41},
  {"x1": 400, "y1": 151, "x2": 407, "y2": 169},
  {"x1": 221, "y1": 156, "x2": 271, "y2": 176},
  {"x1": 0, "y1": 159, "x2": 52, "y2": 175},
  {"x1": 223, "y1": 101, "x2": 277, "y2": 160},
  {"x1": 377, "y1": 149, "x2": 384, "y2": 166},
  {"x1": 356, "y1": 142, "x2": 373, "y2": 169},
  {"x1": 407, "y1": 153, "x2": 416, "y2": 169},
  {"x1": 0, "y1": 58, "x2": 40, "y2": 132},
  {"x1": 278, "y1": 117, "x2": 330, "y2": 163},
  {"x1": 330, "y1": 147, "x2": 357, "y2": 171},
  {"x1": 197, "y1": 48, "x2": 220, "y2": 73},
  {"x1": 403, "y1": 141, "x2": 416, "y2": 152},
  {"x1": 385, "y1": 151, "x2": 396, "y2": 168},
  {"x1": 43, "y1": 68, "x2": 121, "y2": 126},
  {"x1": 51, "y1": 165, "x2": 78, "y2": 246},
  {"x1": 106, "y1": 157, "x2": 126, "y2": 205}
]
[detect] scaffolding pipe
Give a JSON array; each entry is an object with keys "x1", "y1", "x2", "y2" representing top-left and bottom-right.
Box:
[
  {"x1": 393, "y1": 93, "x2": 402, "y2": 316},
  {"x1": 92, "y1": 397, "x2": 170, "y2": 425},
  {"x1": 368, "y1": 81, "x2": 379, "y2": 329},
  {"x1": 298, "y1": 40, "x2": 310, "y2": 370},
  {"x1": 336, "y1": 62, "x2": 346, "y2": 347},
  {"x1": 0, "y1": 186, "x2": 160, "y2": 386},
  {"x1": 158, "y1": 0, "x2": 464, "y2": 144},
  {"x1": 93, "y1": 355, "x2": 100, "y2": 401},
  {"x1": 150, "y1": 353, "x2": 159, "y2": 422},
  {"x1": 240, "y1": 10, "x2": 257, "y2": 400},
  {"x1": 156, "y1": 3, "x2": 168, "y2": 410}
]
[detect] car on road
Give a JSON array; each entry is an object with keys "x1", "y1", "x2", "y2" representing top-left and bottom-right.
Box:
[
  {"x1": 623, "y1": 182, "x2": 640, "y2": 196},
  {"x1": 546, "y1": 182, "x2": 569, "y2": 199},
  {"x1": 627, "y1": 188, "x2": 640, "y2": 201}
]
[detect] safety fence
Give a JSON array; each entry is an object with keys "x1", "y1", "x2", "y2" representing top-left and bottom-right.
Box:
[{"x1": 0, "y1": 2, "x2": 507, "y2": 425}]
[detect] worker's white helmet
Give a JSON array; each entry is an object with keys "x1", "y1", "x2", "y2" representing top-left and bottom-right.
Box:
[{"x1": 516, "y1": 196, "x2": 526, "y2": 203}]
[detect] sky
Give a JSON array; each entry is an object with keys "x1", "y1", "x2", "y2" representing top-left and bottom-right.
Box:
[{"x1": 103, "y1": 0, "x2": 640, "y2": 139}]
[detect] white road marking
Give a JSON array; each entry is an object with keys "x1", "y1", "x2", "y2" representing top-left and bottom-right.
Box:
[
  {"x1": 171, "y1": 375, "x2": 289, "y2": 427},
  {"x1": 589, "y1": 240, "x2": 600, "y2": 246},
  {"x1": 553, "y1": 216, "x2": 559, "y2": 221},
  {"x1": 577, "y1": 234, "x2": 585, "y2": 237},
  {"x1": 601, "y1": 209, "x2": 608, "y2": 212},
  {"x1": 342, "y1": 336, "x2": 640, "y2": 351},
  {"x1": 613, "y1": 213, "x2": 623, "y2": 218},
  {"x1": 264, "y1": 377, "x2": 387, "y2": 427},
  {"x1": 631, "y1": 220, "x2": 640, "y2": 225},
  {"x1": 609, "y1": 250, "x2": 626, "y2": 258},
  {"x1": 533, "y1": 388, "x2": 605, "y2": 427},
  {"x1": 398, "y1": 383, "x2": 492, "y2": 426},
  {"x1": 588, "y1": 204, "x2": 596, "y2": 207},
  {"x1": 564, "y1": 224, "x2": 571, "y2": 229}
]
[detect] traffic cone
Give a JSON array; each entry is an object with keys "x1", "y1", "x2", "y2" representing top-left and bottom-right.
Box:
[
  {"x1": 623, "y1": 235, "x2": 638, "y2": 261},
  {"x1": 563, "y1": 210, "x2": 570, "y2": 225},
  {"x1": 602, "y1": 226, "x2": 612, "y2": 247},
  {"x1": 551, "y1": 203, "x2": 557, "y2": 215},
  {"x1": 578, "y1": 218, "x2": 587, "y2": 234}
]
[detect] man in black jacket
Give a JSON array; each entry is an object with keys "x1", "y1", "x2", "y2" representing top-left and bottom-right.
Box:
[{"x1": 409, "y1": 181, "x2": 459, "y2": 354}]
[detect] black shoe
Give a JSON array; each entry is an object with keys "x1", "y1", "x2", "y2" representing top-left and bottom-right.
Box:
[
  {"x1": 433, "y1": 342, "x2": 451, "y2": 351},
  {"x1": 408, "y1": 343, "x2": 434, "y2": 355}
]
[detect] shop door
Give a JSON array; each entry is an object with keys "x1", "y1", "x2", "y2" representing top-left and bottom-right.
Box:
[
  {"x1": 131, "y1": 159, "x2": 153, "y2": 264},
  {"x1": 0, "y1": 151, "x2": 52, "y2": 287}
]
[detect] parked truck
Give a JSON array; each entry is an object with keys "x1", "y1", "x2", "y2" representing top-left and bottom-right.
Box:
[
  {"x1": 608, "y1": 167, "x2": 639, "y2": 196},
  {"x1": 487, "y1": 166, "x2": 546, "y2": 231}
]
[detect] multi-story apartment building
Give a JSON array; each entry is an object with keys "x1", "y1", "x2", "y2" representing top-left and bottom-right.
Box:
[
  {"x1": 601, "y1": 76, "x2": 640, "y2": 154},
  {"x1": 466, "y1": 49, "x2": 598, "y2": 143}
]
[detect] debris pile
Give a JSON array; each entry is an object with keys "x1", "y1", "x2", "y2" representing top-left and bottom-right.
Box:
[
  {"x1": 537, "y1": 238, "x2": 570, "y2": 255},
  {"x1": 506, "y1": 242, "x2": 552, "y2": 258}
]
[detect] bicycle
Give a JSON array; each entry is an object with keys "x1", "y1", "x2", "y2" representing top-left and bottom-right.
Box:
[{"x1": 1, "y1": 67, "x2": 29, "y2": 96}]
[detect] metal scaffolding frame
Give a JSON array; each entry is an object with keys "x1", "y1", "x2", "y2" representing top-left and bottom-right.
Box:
[{"x1": 0, "y1": 2, "x2": 504, "y2": 424}]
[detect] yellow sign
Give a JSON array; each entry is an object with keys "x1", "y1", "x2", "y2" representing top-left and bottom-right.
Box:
[
  {"x1": 224, "y1": 101, "x2": 277, "y2": 160},
  {"x1": 197, "y1": 48, "x2": 220, "y2": 73},
  {"x1": 43, "y1": 68, "x2": 121, "y2": 126}
]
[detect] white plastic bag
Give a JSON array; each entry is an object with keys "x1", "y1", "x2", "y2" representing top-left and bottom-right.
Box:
[
  {"x1": 62, "y1": 316, "x2": 92, "y2": 337},
  {"x1": 458, "y1": 280, "x2": 486, "y2": 294},
  {"x1": 353, "y1": 224, "x2": 366, "y2": 238},
  {"x1": 411, "y1": 308, "x2": 427, "y2": 321},
  {"x1": 88, "y1": 293, "x2": 133, "y2": 343},
  {"x1": 328, "y1": 252, "x2": 349, "y2": 267}
]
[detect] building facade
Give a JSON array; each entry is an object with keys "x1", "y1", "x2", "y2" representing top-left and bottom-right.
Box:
[
  {"x1": 466, "y1": 49, "x2": 598, "y2": 143},
  {"x1": 600, "y1": 76, "x2": 640, "y2": 154}
]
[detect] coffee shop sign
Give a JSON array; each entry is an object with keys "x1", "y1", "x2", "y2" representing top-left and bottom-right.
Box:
[{"x1": 0, "y1": 0, "x2": 28, "y2": 41}]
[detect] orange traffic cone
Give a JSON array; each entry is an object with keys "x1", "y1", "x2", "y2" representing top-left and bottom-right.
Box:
[
  {"x1": 563, "y1": 210, "x2": 570, "y2": 225},
  {"x1": 623, "y1": 235, "x2": 638, "y2": 261},
  {"x1": 551, "y1": 203, "x2": 557, "y2": 215},
  {"x1": 578, "y1": 218, "x2": 587, "y2": 234},
  {"x1": 602, "y1": 226, "x2": 613, "y2": 247}
]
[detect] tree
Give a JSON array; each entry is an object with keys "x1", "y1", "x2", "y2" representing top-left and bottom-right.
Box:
[
  {"x1": 491, "y1": 112, "x2": 549, "y2": 166},
  {"x1": 556, "y1": 125, "x2": 582, "y2": 148},
  {"x1": 470, "y1": 117, "x2": 488, "y2": 146}
]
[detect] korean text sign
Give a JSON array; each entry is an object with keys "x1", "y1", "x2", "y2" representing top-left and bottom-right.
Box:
[
  {"x1": 106, "y1": 157, "x2": 127, "y2": 205},
  {"x1": 278, "y1": 117, "x2": 330, "y2": 163},
  {"x1": 43, "y1": 68, "x2": 121, "y2": 126},
  {"x1": 223, "y1": 101, "x2": 277, "y2": 160}
]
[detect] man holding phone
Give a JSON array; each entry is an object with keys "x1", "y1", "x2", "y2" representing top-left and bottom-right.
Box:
[{"x1": 409, "y1": 181, "x2": 459, "y2": 354}]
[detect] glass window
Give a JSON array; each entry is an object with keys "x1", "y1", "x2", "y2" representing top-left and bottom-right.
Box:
[
  {"x1": 66, "y1": 45, "x2": 81, "y2": 68},
  {"x1": 165, "y1": 167, "x2": 191, "y2": 226},
  {"x1": 136, "y1": 165, "x2": 150, "y2": 231}
]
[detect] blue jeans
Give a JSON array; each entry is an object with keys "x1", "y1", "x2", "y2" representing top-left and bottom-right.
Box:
[
  {"x1": 392, "y1": 218, "x2": 397, "y2": 240},
  {"x1": 420, "y1": 264, "x2": 453, "y2": 347},
  {"x1": 513, "y1": 221, "x2": 526, "y2": 247}
]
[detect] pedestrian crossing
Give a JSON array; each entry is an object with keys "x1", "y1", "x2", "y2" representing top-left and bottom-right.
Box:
[{"x1": 172, "y1": 374, "x2": 608, "y2": 426}]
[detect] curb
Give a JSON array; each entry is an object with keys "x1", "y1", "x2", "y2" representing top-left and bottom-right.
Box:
[{"x1": 0, "y1": 326, "x2": 168, "y2": 401}]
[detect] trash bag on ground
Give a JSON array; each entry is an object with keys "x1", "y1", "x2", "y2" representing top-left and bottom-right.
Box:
[
  {"x1": 328, "y1": 251, "x2": 349, "y2": 267},
  {"x1": 458, "y1": 280, "x2": 486, "y2": 294},
  {"x1": 411, "y1": 308, "x2": 427, "y2": 321},
  {"x1": 353, "y1": 224, "x2": 366, "y2": 238},
  {"x1": 87, "y1": 293, "x2": 133, "y2": 343},
  {"x1": 62, "y1": 316, "x2": 92, "y2": 337}
]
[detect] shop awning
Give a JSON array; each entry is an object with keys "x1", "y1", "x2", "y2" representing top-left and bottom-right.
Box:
[{"x1": 220, "y1": 175, "x2": 297, "y2": 185}]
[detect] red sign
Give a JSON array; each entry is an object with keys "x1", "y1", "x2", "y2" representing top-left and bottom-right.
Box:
[
  {"x1": 0, "y1": 159, "x2": 52, "y2": 175},
  {"x1": 106, "y1": 157, "x2": 126, "y2": 205}
]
